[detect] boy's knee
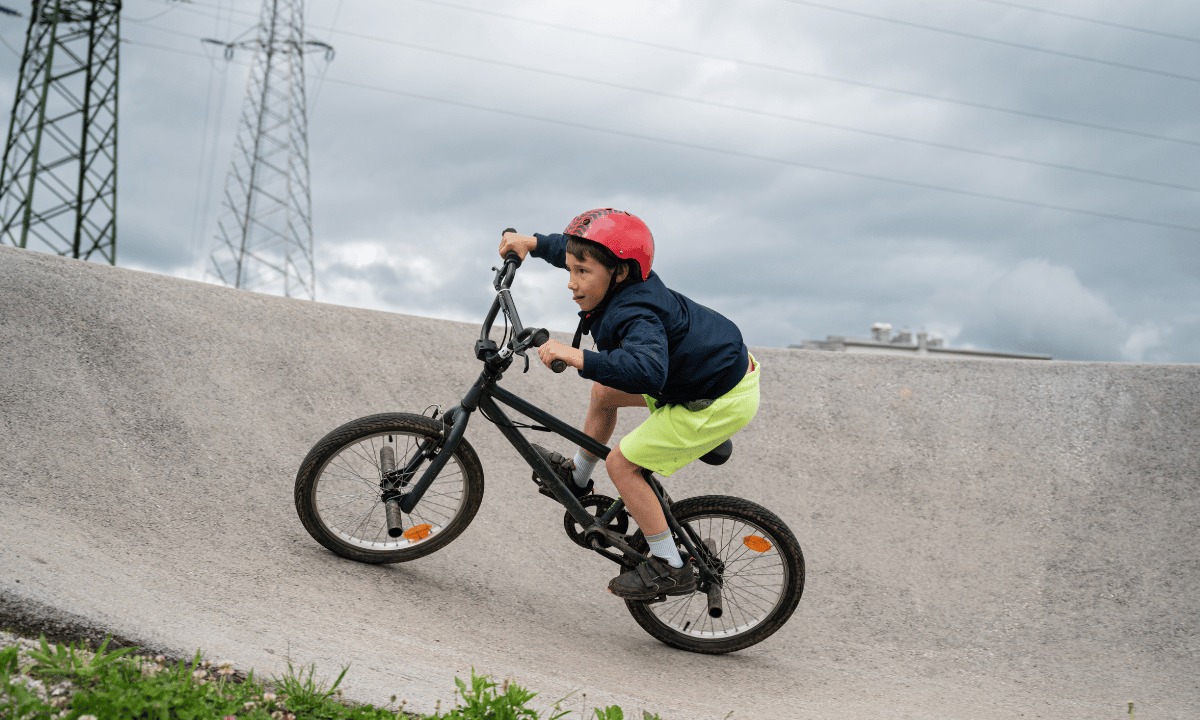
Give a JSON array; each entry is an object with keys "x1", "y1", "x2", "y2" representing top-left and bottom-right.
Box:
[
  {"x1": 605, "y1": 447, "x2": 623, "y2": 474},
  {"x1": 590, "y1": 382, "x2": 618, "y2": 411},
  {"x1": 605, "y1": 445, "x2": 639, "y2": 479}
]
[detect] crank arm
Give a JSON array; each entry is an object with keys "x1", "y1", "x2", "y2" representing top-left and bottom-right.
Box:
[{"x1": 586, "y1": 525, "x2": 651, "y2": 569}]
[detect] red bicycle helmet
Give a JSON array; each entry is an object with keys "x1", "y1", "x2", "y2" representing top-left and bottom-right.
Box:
[{"x1": 564, "y1": 208, "x2": 654, "y2": 282}]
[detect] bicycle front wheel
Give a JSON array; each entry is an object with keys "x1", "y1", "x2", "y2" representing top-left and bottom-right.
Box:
[
  {"x1": 625, "y1": 495, "x2": 804, "y2": 653},
  {"x1": 294, "y1": 413, "x2": 484, "y2": 564}
]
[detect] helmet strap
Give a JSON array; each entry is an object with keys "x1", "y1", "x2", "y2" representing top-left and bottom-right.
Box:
[
  {"x1": 571, "y1": 264, "x2": 626, "y2": 350},
  {"x1": 571, "y1": 316, "x2": 585, "y2": 350}
]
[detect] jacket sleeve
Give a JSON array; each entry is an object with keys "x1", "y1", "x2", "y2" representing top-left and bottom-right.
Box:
[
  {"x1": 578, "y1": 305, "x2": 669, "y2": 395},
  {"x1": 531, "y1": 233, "x2": 569, "y2": 269}
]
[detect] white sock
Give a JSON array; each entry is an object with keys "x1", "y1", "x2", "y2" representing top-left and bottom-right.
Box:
[
  {"x1": 646, "y1": 529, "x2": 683, "y2": 568},
  {"x1": 572, "y1": 450, "x2": 599, "y2": 487}
]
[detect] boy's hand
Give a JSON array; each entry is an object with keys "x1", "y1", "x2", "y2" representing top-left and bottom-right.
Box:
[
  {"x1": 537, "y1": 339, "x2": 584, "y2": 371},
  {"x1": 499, "y1": 231, "x2": 537, "y2": 261}
]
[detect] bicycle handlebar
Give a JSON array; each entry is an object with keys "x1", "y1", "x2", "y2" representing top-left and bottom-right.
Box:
[
  {"x1": 522, "y1": 327, "x2": 567, "y2": 372},
  {"x1": 480, "y1": 229, "x2": 562, "y2": 371}
]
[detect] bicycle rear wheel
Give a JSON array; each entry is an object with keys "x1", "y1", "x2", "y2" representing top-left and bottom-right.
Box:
[
  {"x1": 625, "y1": 495, "x2": 804, "y2": 653},
  {"x1": 294, "y1": 413, "x2": 484, "y2": 563}
]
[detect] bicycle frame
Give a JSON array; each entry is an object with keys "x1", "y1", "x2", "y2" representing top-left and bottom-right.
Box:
[{"x1": 396, "y1": 253, "x2": 722, "y2": 583}]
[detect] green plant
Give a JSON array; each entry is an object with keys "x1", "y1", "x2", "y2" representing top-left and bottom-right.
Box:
[
  {"x1": 591, "y1": 707, "x2": 663, "y2": 720},
  {"x1": 271, "y1": 658, "x2": 353, "y2": 718},
  {"x1": 3, "y1": 632, "x2": 670, "y2": 720},
  {"x1": 436, "y1": 669, "x2": 563, "y2": 720},
  {"x1": 69, "y1": 661, "x2": 214, "y2": 719},
  {"x1": 1, "y1": 644, "x2": 57, "y2": 719},
  {"x1": 27, "y1": 634, "x2": 136, "y2": 682}
]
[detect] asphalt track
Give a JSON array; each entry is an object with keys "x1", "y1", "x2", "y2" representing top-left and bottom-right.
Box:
[{"x1": 1, "y1": 245, "x2": 1197, "y2": 719}]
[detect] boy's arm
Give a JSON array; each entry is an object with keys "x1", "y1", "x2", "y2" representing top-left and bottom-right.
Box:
[
  {"x1": 498, "y1": 232, "x2": 570, "y2": 269},
  {"x1": 498, "y1": 231, "x2": 537, "y2": 261},
  {"x1": 579, "y1": 311, "x2": 669, "y2": 395},
  {"x1": 530, "y1": 233, "x2": 570, "y2": 269}
]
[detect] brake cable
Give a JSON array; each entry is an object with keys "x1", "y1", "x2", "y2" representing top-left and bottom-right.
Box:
[{"x1": 481, "y1": 314, "x2": 551, "y2": 431}]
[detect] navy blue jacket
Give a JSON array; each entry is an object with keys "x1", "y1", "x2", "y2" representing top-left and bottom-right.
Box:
[{"x1": 532, "y1": 233, "x2": 749, "y2": 404}]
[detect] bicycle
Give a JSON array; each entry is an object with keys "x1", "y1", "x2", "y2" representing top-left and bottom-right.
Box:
[{"x1": 293, "y1": 243, "x2": 805, "y2": 654}]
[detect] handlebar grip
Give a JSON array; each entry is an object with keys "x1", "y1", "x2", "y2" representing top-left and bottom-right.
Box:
[
  {"x1": 550, "y1": 359, "x2": 567, "y2": 373},
  {"x1": 502, "y1": 227, "x2": 517, "y2": 236},
  {"x1": 504, "y1": 250, "x2": 522, "y2": 267}
]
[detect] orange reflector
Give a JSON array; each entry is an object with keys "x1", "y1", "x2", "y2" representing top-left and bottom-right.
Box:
[
  {"x1": 403, "y1": 524, "x2": 432, "y2": 541},
  {"x1": 743, "y1": 535, "x2": 771, "y2": 552}
]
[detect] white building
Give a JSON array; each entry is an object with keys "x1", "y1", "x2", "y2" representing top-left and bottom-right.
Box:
[{"x1": 791, "y1": 323, "x2": 1051, "y2": 361}]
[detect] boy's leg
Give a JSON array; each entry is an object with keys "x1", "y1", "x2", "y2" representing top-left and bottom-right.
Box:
[
  {"x1": 572, "y1": 383, "x2": 644, "y2": 485},
  {"x1": 535, "y1": 383, "x2": 645, "y2": 497},
  {"x1": 604, "y1": 358, "x2": 762, "y2": 599},
  {"x1": 605, "y1": 443, "x2": 695, "y2": 598},
  {"x1": 583, "y1": 382, "x2": 646, "y2": 446},
  {"x1": 605, "y1": 445, "x2": 667, "y2": 536}
]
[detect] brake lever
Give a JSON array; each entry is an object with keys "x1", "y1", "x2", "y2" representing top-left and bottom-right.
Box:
[{"x1": 508, "y1": 334, "x2": 533, "y2": 373}]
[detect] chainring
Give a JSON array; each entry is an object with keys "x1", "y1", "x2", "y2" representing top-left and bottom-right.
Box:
[{"x1": 564, "y1": 494, "x2": 630, "y2": 549}]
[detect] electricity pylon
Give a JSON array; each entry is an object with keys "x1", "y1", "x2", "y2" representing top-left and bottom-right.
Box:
[
  {"x1": 0, "y1": 0, "x2": 120, "y2": 264},
  {"x1": 207, "y1": 0, "x2": 332, "y2": 300}
]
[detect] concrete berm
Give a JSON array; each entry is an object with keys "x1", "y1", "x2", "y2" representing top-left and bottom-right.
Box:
[{"x1": 1, "y1": 245, "x2": 1197, "y2": 719}]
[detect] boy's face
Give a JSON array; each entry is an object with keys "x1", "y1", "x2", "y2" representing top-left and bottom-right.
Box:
[{"x1": 566, "y1": 252, "x2": 617, "y2": 313}]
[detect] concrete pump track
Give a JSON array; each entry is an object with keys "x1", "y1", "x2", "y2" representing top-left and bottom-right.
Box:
[{"x1": 1, "y1": 245, "x2": 1197, "y2": 719}]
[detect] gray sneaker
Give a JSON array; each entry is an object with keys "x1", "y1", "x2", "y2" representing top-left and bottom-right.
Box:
[{"x1": 608, "y1": 557, "x2": 696, "y2": 601}]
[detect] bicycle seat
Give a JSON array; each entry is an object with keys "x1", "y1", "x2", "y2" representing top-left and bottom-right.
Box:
[{"x1": 699, "y1": 439, "x2": 733, "y2": 466}]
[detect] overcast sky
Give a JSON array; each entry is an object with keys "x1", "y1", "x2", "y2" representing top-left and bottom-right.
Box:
[{"x1": 3, "y1": 0, "x2": 1198, "y2": 362}]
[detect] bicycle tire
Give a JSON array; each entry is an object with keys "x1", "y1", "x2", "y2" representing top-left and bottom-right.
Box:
[
  {"x1": 294, "y1": 413, "x2": 484, "y2": 563},
  {"x1": 625, "y1": 495, "x2": 804, "y2": 653}
]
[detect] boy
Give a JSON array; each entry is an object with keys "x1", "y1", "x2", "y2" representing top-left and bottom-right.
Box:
[{"x1": 498, "y1": 208, "x2": 759, "y2": 600}]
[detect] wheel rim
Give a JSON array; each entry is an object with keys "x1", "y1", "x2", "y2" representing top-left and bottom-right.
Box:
[
  {"x1": 647, "y1": 513, "x2": 789, "y2": 640},
  {"x1": 313, "y1": 430, "x2": 468, "y2": 551}
]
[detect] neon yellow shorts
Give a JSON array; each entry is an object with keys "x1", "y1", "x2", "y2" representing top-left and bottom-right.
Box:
[{"x1": 619, "y1": 355, "x2": 760, "y2": 477}]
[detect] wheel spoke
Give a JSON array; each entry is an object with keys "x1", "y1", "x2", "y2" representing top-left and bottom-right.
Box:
[
  {"x1": 309, "y1": 426, "x2": 475, "y2": 554},
  {"x1": 641, "y1": 503, "x2": 800, "y2": 649}
]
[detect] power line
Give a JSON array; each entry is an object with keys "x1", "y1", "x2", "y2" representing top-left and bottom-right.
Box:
[
  {"x1": 126, "y1": 16, "x2": 1200, "y2": 193},
  {"x1": 309, "y1": 0, "x2": 345, "y2": 113},
  {"x1": 402, "y1": 0, "x2": 1200, "y2": 148},
  {"x1": 146, "y1": 0, "x2": 1200, "y2": 148},
  {"x1": 319, "y1": 75, "x2": 1200, "y2": 235},
  {"x1": 776, "y1": 0, "x2": 1200, "y2": 84},
  {"x1": 320, "y1": 28, "x2": 1200, "y2": 195},
  {"x1": 188, "y1": 0, "x2": 236, "y2": 277},
  {"x1": 123, "y1": 18, "x2": 208, "y2": 43},
  {"x1": 0, "y1": 32, "x2": 20, "y2": 58},
  {"x1": 122, "y1": 36, "x2": 211, "y2": 59},
  {"x1": 967, "y1": 0, "x2": 1200, "y2": 45},
  {"x1": 123, "y1": 4, "x2": 184, "y2": 23},
  {"x1": 119, "y1": 19, "x2": 1200, "y2": 227}
]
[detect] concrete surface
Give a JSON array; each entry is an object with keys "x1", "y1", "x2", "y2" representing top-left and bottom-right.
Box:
[{"x1": 1, "y1": 244, "x2": 1197, "y2": 719}]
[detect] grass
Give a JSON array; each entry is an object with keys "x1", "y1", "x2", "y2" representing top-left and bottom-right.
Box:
[{"x1": 1, "y1": 632, "x2": 666, "y2": 720}]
